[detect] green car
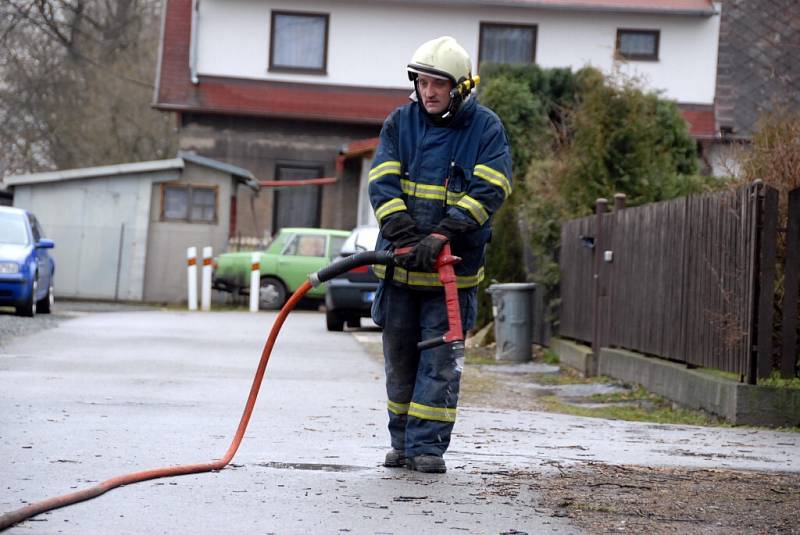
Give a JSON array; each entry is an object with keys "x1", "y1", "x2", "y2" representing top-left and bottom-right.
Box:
[{"x1": 213, "y1": 227, "x2": 350, "y2": 310}]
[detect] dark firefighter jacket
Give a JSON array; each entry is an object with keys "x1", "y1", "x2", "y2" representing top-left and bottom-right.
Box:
[{"x1": 368, "y1": 96, "x2": 512, "y2": 289}]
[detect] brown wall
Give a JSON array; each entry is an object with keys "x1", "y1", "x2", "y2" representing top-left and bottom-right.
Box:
[{"x1": 176, "y1": 113, "x2": 379, "y2": 243}]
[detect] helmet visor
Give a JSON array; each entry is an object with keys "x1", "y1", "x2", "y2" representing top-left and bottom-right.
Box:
[{"x1": 407, "y1": 64, "x2": 455, "y2": 83}]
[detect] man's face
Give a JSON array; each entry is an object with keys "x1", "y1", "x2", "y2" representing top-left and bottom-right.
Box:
[{"x1": 417, "y1": 74, "x2": 453, "y2": 115}]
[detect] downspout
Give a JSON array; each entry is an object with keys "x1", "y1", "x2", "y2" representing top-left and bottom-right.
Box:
[{"x1": 189, "y1": 0, "x2": 200, "y2": 85}]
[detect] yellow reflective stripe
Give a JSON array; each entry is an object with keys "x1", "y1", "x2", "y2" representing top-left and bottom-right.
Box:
[
  {"x1": 373, "y1": 264, "x2": 484, "y2": 288},
  {"x1": 388, "y1": 400, "x2": 410, "y2": 415},
  {"x1": 400, "y1": 179, "x2": 446, "y2": 201},
  {"x1": 408, "y1": 402, "x2": 457, "y2": 423},
  {"x1": 368, "y1": 160, "x2": 401, "y2": 182},
  {"x1": 474, "y1": 164, "x2": 512, "y2": 197},
  {"x1": 446, "y1": 191, "x2": 464, "y2": 205},
  {"x1": 375, "y1": 198, "x2": 407, "y2": 221},
  {"x1": 397, "y1": 179, "x2": 466, "y2": 206},
  {"x1": 456, "y1": 194, "x2": 489, "y2": 225}
]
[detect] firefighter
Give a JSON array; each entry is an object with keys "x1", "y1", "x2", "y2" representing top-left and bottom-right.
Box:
[{"x1": 369, "y1": 36, "x2": 513, "y2": 473}]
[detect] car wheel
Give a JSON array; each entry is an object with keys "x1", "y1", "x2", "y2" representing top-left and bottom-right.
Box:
[
  {"x1": 258, "y1": 277, "x2": 287, "y2": 310},
  {"x1": 326, "y1": 309, "x2": 344, "y2": 332},
  {"x1": 37, "y1": 283, "x2": 54, "y2": 314},
  {"x1": 16, "y1": 279, "x2": 37, "y2": 317},
  {"x1": 346, "y1": 316, "x2": 361, "y2": 329}
]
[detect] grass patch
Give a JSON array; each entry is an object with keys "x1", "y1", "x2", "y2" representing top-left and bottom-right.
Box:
[
  {"x1": 589, "y1": 385, "x2": 653, "y2": 403},
  {"x1": 541, "y1": 348, "x2": 560, "y2": 365},
  {"x1": 465, "y1": 347, "x2": 515, "y2": 365},
  {"x1": 538, "y1": 395, "x2": 727, "y2": 427},
  {"x1": 695, "y1": 367, "x2": 741, "y2": 382},
  {"x1": 758, "y1": 371, "x2": 800, "y2": 390},
  {"x1": 529, "y1": 368, "x2": 612, "y2": 385},
  {"x1": 695, "y1": 368, "x2": 800, "y2": 390}
]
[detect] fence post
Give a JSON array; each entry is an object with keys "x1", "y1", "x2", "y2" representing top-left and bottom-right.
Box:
[
  {"x1": 249, "y1": 252, "x2": 260, "y2": 313},
  {"x1": 747, "y1": 180, "x2": 778, "y2": 384},
  {"x1": 201, "y1": 246, "x2": 213, "y2": 311},
  {"x1": 781, "y1": 187, "x2": 800, "y2": 378},
  {"x1": 758, "y1": 187, "x2": 779, "y2": 379},
  {"x1": 186, "y1": 247, "x2": 198, "y2": 311},
  {"x1": 614, "y1": 193, "x2": 627, "y2": 211},
  {"x1": 592, "y1": 198, "x2": 609, "y2": 358}
]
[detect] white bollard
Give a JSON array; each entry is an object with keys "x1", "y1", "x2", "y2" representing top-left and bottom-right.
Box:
[
  {"x1": 201, "y1": 246, "x2": 213, "y2": 311},
  {"x1": 186, "y1": 247, "x2": 198, "y2": 311},
  {"x1": 249, "y1": 252, "x2": 260, "y2": 312}
]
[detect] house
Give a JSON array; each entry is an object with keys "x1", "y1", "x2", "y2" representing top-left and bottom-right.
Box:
[
  {"x1": 708, "y1": 0, "x2": 800, "y2": 176},
  {"x1": 4, "y1": 152, "x2": 259, "y2": 303},
  {"x1": 154, "y1": 0, "x2": 723, "y2": 241}
]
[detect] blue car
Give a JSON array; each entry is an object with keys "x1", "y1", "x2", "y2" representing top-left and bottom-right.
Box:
[{"x1": 0, "y1": 207, "x2": 55, "y2": 316}]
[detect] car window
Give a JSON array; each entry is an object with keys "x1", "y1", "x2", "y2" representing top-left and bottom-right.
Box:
[
  {"x1": 0, "y1": 212, "x2": 30, "y2": 245},
  {"x1": 282, "y1": 234, "x2": 326, "y2": 257},
  {"x1": 27, "y1": 214, "x2": 41, "y2": 242},
  {"x1": 355, "y1": 228, "x2": 379, "y2": 251},
  {"x1": 29, "y1": 214, "x2": 45, "y2": 242},
  {"x1": 340, "y1": 227, "x2": 379, "y2": 255},
  {"x1": 330, "y1": 236, "x2": 347, "y2": 258}
]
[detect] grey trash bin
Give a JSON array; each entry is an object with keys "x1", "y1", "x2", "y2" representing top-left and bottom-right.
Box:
[{"x1": 487, "y1": 282, "x2": 537, "y2": 362}]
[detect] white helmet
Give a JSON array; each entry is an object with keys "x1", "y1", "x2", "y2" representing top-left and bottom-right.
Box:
[{"x1": 407, "y1": 36, "x2": 472, "y2": 85}]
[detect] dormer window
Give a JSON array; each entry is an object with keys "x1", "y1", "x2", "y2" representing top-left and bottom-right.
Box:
[
  {"x1": 616, "y1": 29, "x2": 660, "y2": 61},
  {"x1": 269, "y1": 11, "x2": 329, "y2": 74},
  {"x1": 479, "y1": 22, "x2": 537, "y2": 66}
]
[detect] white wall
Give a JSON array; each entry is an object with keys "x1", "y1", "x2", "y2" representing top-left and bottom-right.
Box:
[{"x1": 196, "y1": 0, "x2": 720, "y2": 104}]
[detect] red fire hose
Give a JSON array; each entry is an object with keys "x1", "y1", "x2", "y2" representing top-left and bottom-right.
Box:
[{"x1": 0, "y1": 247, "x2": 462, "y2": 531}]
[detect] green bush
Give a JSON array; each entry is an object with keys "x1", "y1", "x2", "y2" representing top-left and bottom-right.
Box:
[{"x1": 477, "y1": 64, "x2": 716, "y2": 331}]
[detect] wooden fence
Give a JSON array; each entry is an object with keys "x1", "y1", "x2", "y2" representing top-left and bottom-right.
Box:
[{"x1": 559, "y1": 182, "x2": 799, "y2": 383}]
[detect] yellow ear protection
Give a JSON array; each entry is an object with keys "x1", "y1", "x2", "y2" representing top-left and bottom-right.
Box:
[
  {"x1": 450, "y1": 75, "x2": 481, "y2": 100},
  {"x1": 441, "y1": 75, "x2": 480, "y2": 120}
]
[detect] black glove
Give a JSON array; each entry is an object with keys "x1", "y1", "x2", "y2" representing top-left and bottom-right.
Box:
[
  {"x1": 380, "y1": 212, "x2": 424, "y2": 248},
  {"x1": 395, "y1": 233, "x2": 449, "y2": 272},
  {"x1": 432, "y1": 215, "x2": 479, "y2": 241}
]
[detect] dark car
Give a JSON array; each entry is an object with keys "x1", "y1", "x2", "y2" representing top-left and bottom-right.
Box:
[
  {"x1": 0, "y1": 207, "x2": 55, "y2": 316},
  {"x1": 324, "y1": 225, "x2": 380, "y2": 331}
]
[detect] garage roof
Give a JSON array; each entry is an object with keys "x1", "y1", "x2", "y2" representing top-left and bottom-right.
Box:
[{"x1": 4, "y1": 152, "x2": 259, "y2": 191}]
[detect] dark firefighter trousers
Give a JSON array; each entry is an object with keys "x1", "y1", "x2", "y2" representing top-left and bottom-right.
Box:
[{"x1": 371, "y1": 281, "x2": 477, "y2": 458}]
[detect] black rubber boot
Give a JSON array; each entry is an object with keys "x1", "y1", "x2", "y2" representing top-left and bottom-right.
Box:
[
  {"x1": 407, "y1": 454, "x2": 446, "y2": 473},
  {"x1": 384, "y1": 448, "x2": 406, "y2": 468}
]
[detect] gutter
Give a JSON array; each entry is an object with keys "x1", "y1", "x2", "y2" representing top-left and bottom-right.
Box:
[{"x1": 366, "y1": 0, "x2": 719, "y2": 17}]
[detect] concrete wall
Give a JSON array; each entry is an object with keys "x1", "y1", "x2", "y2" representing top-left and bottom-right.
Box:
[
  {"x1": 144, "y1": 162, "x2": 235, "y2": 302},
  {"x1": 178, "y1": 113, "x2": 378, "y2": 239},
  {"x1": 11, "y1": 171, "x2": 175, "y2": 300},
  {"x1": 196, "y1": 0, "x2": 721, "y2": 104},
  {"x1": 551, "y1": 339, "x2": 800, "y2": 427}
]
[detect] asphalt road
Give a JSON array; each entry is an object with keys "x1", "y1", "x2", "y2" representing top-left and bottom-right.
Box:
[
  {"x1": 1, "y1": 306, "x2": 798, "y2": 534},
  {"x1": 0, "y1": 307, "x2": 579, "y2": 534}
]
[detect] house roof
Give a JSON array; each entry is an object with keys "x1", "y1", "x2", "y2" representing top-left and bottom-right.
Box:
[
  {"x1": 679, "y1": 105, "x2": 716, "y2": 140},
  {"x1": 4, "y1": 152, "x2": 259, "y2": 191},
  {"x1": 714, "y1": 0, "x2": 800, "y2": 138},
  {"x1": 387, "y1": 0, "x2": 717, "y2": 16},
  {"x1": 157, "y1": 74, "x2": 411, "y2": 125}
]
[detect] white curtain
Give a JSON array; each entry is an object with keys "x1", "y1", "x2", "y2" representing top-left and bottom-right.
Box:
[
  {"x1": 482, "y1": 26, "x2": 535, "y2": 65},
  {"x1": 619, "y1": 32, "x2": 657, "y2": 57},
  {"x1": 273, "y1": 14, "x2": 326, "y2": 69}
]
